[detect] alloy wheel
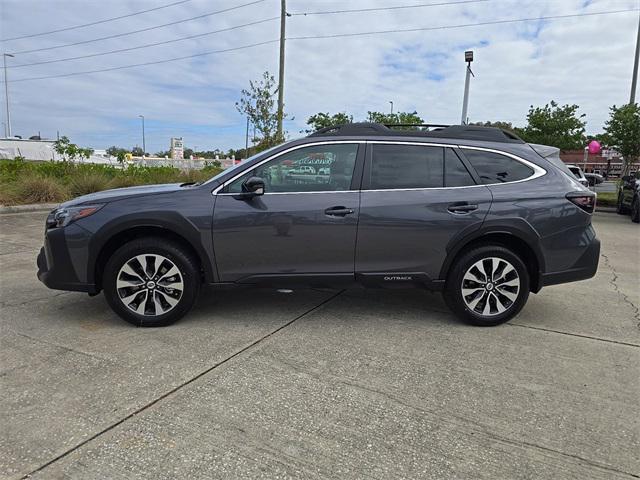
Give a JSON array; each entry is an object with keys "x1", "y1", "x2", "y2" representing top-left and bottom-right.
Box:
[
  {"x1": 116, "y1": 254, "x2": 184, "y2": 316},
  {"x1": 461, "y1": 257, "x2": 520, "y2": 317}
]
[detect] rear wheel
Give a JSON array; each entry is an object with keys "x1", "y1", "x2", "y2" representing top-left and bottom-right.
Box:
[
  {"x1": 443, "y1": 246, "x2": 530, "y2": 326},
  {"x1": 632, "y1": 196, "x2": 640, "y2": 223},
  {"x1": 104, "y1": 237, "x2": 200, "y2": 327}
]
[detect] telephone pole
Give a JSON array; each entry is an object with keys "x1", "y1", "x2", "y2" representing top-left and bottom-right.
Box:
[
  {"x1": 630, "y1": 11, "x2": 640, "y2": 104},
  {"x1": 3, "y1": 53, "x2": 14, "y2": 138},
  {"x1": 276, "y1": 0, "x2": 286, "y2": 142}
]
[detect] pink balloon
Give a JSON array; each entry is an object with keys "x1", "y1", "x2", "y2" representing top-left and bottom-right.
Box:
[{"x1": 588, "y1": 140, "x2": 601, "y2": 155}]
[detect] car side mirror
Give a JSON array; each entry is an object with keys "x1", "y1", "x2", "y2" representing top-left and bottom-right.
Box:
[{"x1": 240, "y1": 176, "x2": 265, "y2": 197}]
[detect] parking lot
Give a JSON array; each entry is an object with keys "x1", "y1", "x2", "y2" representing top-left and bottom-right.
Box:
[{"x1": 1, "y1": 210, "x2": 638, "y2": 479}]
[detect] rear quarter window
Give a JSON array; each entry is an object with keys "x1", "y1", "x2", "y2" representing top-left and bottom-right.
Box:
[{"x1": 462, "y1": 149, "x2": 534, "y2": 184}]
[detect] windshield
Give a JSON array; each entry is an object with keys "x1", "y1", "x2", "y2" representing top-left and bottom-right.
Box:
[{"x1": 202, "y1": 145, "x2": 282, "y2": 185}]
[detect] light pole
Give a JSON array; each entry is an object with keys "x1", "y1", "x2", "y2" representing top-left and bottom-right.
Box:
[
  {"x1": 3, "y1": 53, "x2": 15, "y2": 138},
  {"x1": 389, "y1": 101, "x2": 394, "y2": 115},
  {"x1": 460, "y1": 50, "x2": 474, "y2": 125},
  {"x1": 276, "y1": 0, "x2": 287, "y2": 142},
  {"x1": 138, "y1": 115, "x2": 145, "y2": 156},
  {"x1": 630, "y1": 11, "x2": 640, "y2": 104}
]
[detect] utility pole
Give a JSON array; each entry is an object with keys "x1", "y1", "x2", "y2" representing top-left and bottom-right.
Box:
[
  {"x1": 245, "y1": 116, "x2": 250, "y2": 159},
  {"x1": 389, "y1": 101, "x2": 394, "y2": 115},
  {"x1": 460, "y1": 50, "x2": 474, "y2": 125},
  {"x1": 276, "y1": 0, "x2": 287, "y2": 142},
  {"x1": 630, "y1": 12, "x2": 640, "y2": 104},
  {"x1": 138, "y1": 115, "x2": 146, "y2": 156},
  {"x1": 3, "y1": 53, "x2": 14, "y2": 138}
]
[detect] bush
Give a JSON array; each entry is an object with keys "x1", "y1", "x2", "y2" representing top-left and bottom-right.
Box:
[
  {"x1": 69, "y1": 171, "x2": 110, "y2": 197},
  {"x1": 15, "y1": 176, "x2": 68, "y2": 204},
  {"x1": 0, "y1": 182, "x2": 19, "y2": 205}
]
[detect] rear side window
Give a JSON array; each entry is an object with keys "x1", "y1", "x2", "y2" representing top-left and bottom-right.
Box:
[
  {"x1": 445, "y1": 148, "x2": 475, "y2": 187},
  {"x1": 462, "y1": 149, "x2": 534, "y2": 184},
  {"x1": 370, "y1": 144, "x2": 443, "y2": 189}
]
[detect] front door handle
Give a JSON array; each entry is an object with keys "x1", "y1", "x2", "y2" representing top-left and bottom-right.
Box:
[
  {"x1": 448, "y1": 203, "x2": 478, "y2": 214},
  {"x1": 325, "y1": 206, "x2": 354, "y2": 217}
]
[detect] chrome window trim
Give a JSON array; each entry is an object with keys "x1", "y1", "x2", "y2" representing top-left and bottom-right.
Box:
[
  {"x1": 212, "y1": 140, "x2": 365, "y2": 195},
  {"x1": 212, "y1": 140, "x2": 547, "y2": 195}
]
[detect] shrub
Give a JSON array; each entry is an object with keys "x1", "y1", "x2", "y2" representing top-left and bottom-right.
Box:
[
  {"x1": 69, "y1": 171, "x2": 110, "y2": 197},
  {"x1": 15, "y1": 176, "x2": 68, "y2": 204},
  {"x1": 0, "y1": 181, "x2": 19, "y2": 205}
]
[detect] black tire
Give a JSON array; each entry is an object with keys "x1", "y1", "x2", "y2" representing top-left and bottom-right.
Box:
[
  {"x1": 103, "y1": 237, "x2": 200, "y2": 327},
  {"x1": 616, "y1": 192, "x2": 628, "y2": 214},
  {"x1": 443, "y1": 245, "x2": 530, "y2": 326},
  {"x1": 632, "y1": 196, "x2": 640, "y2": 223}
]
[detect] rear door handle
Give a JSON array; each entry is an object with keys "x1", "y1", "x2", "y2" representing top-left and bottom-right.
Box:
[
  {"x1": 325, "y1": 206, "x2": 354, "y2": 217},
  {"x1": 447, "y1": 203, "x2": 478, "y2": 214}
]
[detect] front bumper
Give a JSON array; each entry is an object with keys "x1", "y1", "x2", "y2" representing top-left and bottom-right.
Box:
[
  {"x1": 37, "y1": 223, "x2": 97, "y2": 294},
  {"x1": 540, "y1": 236, "x2": 601, "y2": 287}
]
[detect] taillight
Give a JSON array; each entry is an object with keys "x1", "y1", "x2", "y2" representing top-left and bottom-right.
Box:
[{"x1": 566, "y1": 192, "x2": 596, "y2": 214}]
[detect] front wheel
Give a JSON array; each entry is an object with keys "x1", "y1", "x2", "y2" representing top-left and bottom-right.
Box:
[
  {"x1": 631, "y1": 196, "x2": 640, "y2": 223},
  {"x1": 617, "y1": 192, "x2": 628, "y2": 214},
  {"x1": 443, "y1": 246, "x2": 530, "y2": 326},
  {"x1": 103, "y1": 237, "x2": 200, "y2": 327}
]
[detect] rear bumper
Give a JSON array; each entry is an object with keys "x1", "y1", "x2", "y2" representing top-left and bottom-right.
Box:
[
  {"x1": 540, "y1": 236, "x2": 600, "y2": 287},
  {"x1": 37, "y1": 224, "x2": 97, "y2": 294}
]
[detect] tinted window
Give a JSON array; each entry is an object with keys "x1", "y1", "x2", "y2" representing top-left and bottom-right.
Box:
[
  {"x1": 370, "y1": 144, "x2": 443, "y2": 189},
  {"x1": 227, "y1": 144, "x2": 358, "y2": 193},
  {"x1": 463, "y1": 149, "x2": 534, "y2": 184},
  {"x1": 445, "y1": 148, "x2": 475, "y2": 187}
]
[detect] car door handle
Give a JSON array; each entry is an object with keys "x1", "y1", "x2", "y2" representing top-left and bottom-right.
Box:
[
  {"x1": 447, "y1": 203, "x2": 478, "y2": 214},
  {"x1": 325, "y1": 206, "x2": 354, "y2": 217}
]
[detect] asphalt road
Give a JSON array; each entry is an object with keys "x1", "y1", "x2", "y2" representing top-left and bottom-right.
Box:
[{"x1": 1, "y1": 211, "x2": 638, "y2": 480}]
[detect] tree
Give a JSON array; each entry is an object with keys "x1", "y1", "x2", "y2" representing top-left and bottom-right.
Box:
[
  {"x1": 305, "y1": 112, "x2": 353, "y2": 133},
  {"x1": 236, "y1": 71, "x2": 285, "y2": 150},
  {"x1": 367, "y1": 111, "x2": 424, "y2": 128},
  {"x1": 54, "y1": 136, "x2": 94, "y2": 162},
  {"x1": 518, "y1": 101, "x2": 586, "y2": 150},
  {"x1": 471, "y1": 121, "x2": 517, "y2": 132},
  {"x1": 602, "y1": 103, "x2": 640, "y2": 175},
  {"x1": 131, "y1": 146, "x2": 146, "y2": 157}
]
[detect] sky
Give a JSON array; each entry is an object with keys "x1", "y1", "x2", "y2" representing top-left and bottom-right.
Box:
[{"x1": 0, "y1": 0, "x2": 638, "y2": 154}]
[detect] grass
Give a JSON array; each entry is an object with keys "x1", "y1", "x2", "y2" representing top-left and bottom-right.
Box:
[
  {"x1": 596, "y1": 191, "x2": 617, "y2": 208},
  {"x1": 0, "y1": 158, "x2": 223, "y2": 206}
]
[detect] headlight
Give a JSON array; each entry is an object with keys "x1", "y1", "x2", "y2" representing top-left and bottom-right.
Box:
[{"x1": 47, "y1": 204, "x2": 104, "y2": 228}]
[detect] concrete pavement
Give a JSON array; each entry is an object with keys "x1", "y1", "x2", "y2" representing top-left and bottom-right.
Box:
[{"x1": 1, "y1": 211, "x2": 638, "y2": 479}]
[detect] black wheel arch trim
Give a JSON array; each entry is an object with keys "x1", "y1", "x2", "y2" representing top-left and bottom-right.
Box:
[
  {"x1": 439, "y1": 218, "x2": 545, "y2": 291},
  {"x1": 87, "y1": 211, "x2": 216, "y2": 288}
]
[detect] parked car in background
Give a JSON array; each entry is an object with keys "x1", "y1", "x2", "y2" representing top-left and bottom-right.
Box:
[
  {"x1": 37, "y1": 123, "x2": 600, "y2": 327},
  {"x1": 584, "y1": 172, "x2": 604, "y2": 187},
  {"x1": 617, "y1": 172, "x2": 640, "y2": 223},
  {"x1": 567, "y1": 164, "x2": 589, "y2": 187}
]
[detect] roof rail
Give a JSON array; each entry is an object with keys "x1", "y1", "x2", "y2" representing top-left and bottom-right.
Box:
[{"x1": 308, "y1": 122, "x2": 524, "y2": 144}]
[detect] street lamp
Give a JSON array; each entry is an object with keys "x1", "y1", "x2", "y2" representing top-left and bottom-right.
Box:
[
  {"x1": 3, "y1": 53, "x2": 15, "y2": 138},
  {"x1": 460, "y1": 50, "x2": 474, "y2": 125},
  {"x1": 389, "y1": 101, "x2": 394, "y2": 115},
  {"x1": 138, "y1": 115, "x2": 145, "y2": 157}
]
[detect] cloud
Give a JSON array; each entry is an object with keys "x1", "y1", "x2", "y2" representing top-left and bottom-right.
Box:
[{"x1": 0, "y1": 0, "x2": 638, "y2": 152}]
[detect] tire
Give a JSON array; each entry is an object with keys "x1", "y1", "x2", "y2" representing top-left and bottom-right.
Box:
[
  {"x1": 616, "y1": 192, "x2": 628, "y2": 214},
  {"x1": 443, "y1": 245, "x2": 530, "y2": 326},
  {"x1": 632, "y1": 196, "x2": 640, "y2": 223},
  {"x1": 103, "y1": 237, "x2": 200, "y2": 327}
]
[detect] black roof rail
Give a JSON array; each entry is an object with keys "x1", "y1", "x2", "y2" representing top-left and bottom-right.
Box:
[{"x1": 308, "y1": 122, "x2": 524, "y2": 144}]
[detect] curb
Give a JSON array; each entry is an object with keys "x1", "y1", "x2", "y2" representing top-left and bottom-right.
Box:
[
  {"x1": 596, "y1": 206, "x2": 617, "y2": 213},
  {"x1": 0, "y1": 203, "x2": 58, "y2": 214}
]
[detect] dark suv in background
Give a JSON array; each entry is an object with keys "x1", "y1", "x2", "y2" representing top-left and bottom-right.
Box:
[{"x1": 37, "y1": 123, "x2": 600, "y2": 327}]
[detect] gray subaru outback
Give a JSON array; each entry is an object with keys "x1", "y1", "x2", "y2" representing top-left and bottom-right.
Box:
[{"x1": 37, "y1": 123, "x2": 600, "y2": 327}]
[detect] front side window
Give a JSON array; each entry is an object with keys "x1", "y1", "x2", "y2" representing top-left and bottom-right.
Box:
[
  {"x1": 462, "y1": 149, "x2": 534, "y2": 184},
  {"x1": 370, "y1": 144, "x2": 443, "y2": 189},
  {"x1": 226, "y1": 143, "x2": 358, "y2": 193}
]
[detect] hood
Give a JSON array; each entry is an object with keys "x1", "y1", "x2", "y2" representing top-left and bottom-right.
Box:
[{"x1": 61, "y1": 183, "x2": 189, "y2": 207}]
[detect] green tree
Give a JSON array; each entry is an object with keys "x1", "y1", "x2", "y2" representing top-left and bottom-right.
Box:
[
  {"x1": 236, "y1": 71, "x2": 285, "y2": 150},
  {"x1": 367, "y1": 111, "x2": 424, "y2": 128},
  {"x1": 518, "y1": 101, "x2": 586, "y2": 150},
  {"x1": 131, "y1": 146, "x2": 146, "y2": 157},
  {"x1": 305, "y1": 112, "x2": 353, "y2": 133},
  {"x1": 471, "y1": 121, "x2": 517, "y2": 132},
  {"x1": 54, "y1": 136, "x2": 94, "y2": 162},
  {"x1": 602, "y1": 103, "x2": 640, "y2": 175}
]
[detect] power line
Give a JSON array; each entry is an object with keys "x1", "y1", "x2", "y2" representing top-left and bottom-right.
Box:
[
  {"x1": 1, "y1": 0, "x2": 194, "y2": 42},
  {"x1": 9, "y1": 0, "x2": 266, "y2": 55},
  {"x1": 5, "y1": 40, "x2": 280, "y2": 83},
  {"x1": 289, "y1": 0, "x2": 489, "y2": 16},
  {"x1": 4, "y1": 8, "x2": 637, "y2": 84},
  {"x1": 288, "y1": 8, "x2": 638, "y2": 40},
  {"x1": 9, "y1": 17, "x2": 279, "y2": 69}
]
